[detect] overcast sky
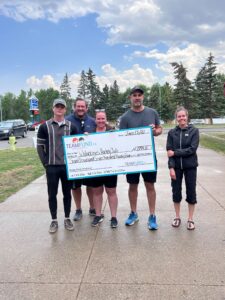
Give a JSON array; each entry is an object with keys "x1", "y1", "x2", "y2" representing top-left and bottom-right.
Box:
[{"x1": 0, "y1": 0, "x2": 225, "y2": 96}]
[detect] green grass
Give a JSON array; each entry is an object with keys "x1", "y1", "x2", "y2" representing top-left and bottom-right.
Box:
[
  {"x1": 200, "y1": 133, "x2": 225, "y2": 154},
  {"x1": 1, "y1": 131, "x2": 224, "y2": 203},
  {"x1": 214, "y1": 133, "x2": 225, "y2": 139},
  {"x1": 162, "y1": 123, "x2": 225, "y2": 129},
  {"x1": 0, "y1": 148, "x2": 44, "y2": 203}
]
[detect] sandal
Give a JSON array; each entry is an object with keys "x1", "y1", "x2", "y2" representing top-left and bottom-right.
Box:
[
  {"x1": 172, "y1": 218, "x2": 181, "y2": 228},
  {"x1": 187, "y1": 220, "x2": 195, "y2": 230}
]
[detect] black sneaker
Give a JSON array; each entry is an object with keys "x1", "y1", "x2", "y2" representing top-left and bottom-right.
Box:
[
  {"x1": 91, "y1": 215, "x2": 104, "y2": 227},
  {"x1": 49, "y1": 221, "x2": 58, "y2": 233},
  {"x1": 64, "y1": 219, "x2": 74, "y2": 231},
  {"x1": 73, "y1": 209, "x2": 83, "y2": 221},
  {"x1": 110, "y1": 217, "x2": 118, "y2": 228},
  {"x1": 89, "y1": 208, "x2": 96, "y2": 216}
]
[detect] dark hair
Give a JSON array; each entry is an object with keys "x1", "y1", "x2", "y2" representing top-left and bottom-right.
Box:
[
  {"x1": 74, "y1": 97, "x2": 88, "y2": 108},
  {"x1": 175, "y1": 106, "x2": 188, "y2": 117}
]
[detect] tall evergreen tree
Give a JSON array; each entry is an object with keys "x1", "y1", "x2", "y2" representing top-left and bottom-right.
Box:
[
  {"x1": 27, "y1": 88, "x2": 34, "y2": 98},
  {"x1": 108, "y1": 80, "x2": 123, "y2": 121},
  {"x1": 78, "y1": 70, "x2": 88, "y2": 98},
  {"x1": 96, "y1": 84, "x2": 110, "y2": 111},
  {"x1": 160, "y1": 82, "x2": 175, "y2": 122},
  {"x1": 60, "y1": 73, "x2": 72, "y2": 112},
  {"x1": 193, "y1": 66, "x2": 208, "y2": 118},
  {"x1": 102, "y1": 84, "x2": 110, "y2": 108},
  {"x1": 214, "y1": 73, "x2": 225, "y2": 117},
  {"x1": 1, "y1": 93, "x2": 16, "y2": 120},
  {"x1": 14, "y1": 90, "x2": 30, "y2": 121},
  {"x1": 202, "y1": 53, "x2": 218, "y2": 123},
  {"x1": 171, "y1": 62, "x2": 193, "y2": 111},
  {"x1": 148, "y1": 83, "x2": 161, "y2": 113},
  {"x1": 194, "y1": 53, "x2": 218, "y2": 123},
  {"x1": 86, "y1": 68, "x2": 101, "y2": 115}
]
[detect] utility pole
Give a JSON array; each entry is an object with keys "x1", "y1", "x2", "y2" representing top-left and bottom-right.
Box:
[
  {"x1": 158, "y1": 84, "x2": 162, "y2": 119},
  {"x1": 0, "y1": 96, "x2": 2, "y2": 122}
]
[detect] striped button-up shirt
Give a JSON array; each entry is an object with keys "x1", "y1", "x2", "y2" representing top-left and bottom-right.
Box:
[{"x1": 37, "y1": 119, "x2": 77, "y2": 166}]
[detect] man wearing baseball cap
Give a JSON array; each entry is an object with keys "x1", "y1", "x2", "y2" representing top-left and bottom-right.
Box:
[
  {"x1": 37, "y1": 98, "x2": 78, "y2": 233},
  {"x1": 119, "y1": 86, "x2": 162, "y2": 230}
]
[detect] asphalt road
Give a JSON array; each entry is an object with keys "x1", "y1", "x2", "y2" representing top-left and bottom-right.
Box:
[
  {"x1": 0, "y1": 130, "x2": 36, "y2": 149},
  {"x1": 0, "y1": 126, "x2": 224, "y2": 150},
  {"x1": 162, "y1": 126, "x2": 225, "y2": 134}
]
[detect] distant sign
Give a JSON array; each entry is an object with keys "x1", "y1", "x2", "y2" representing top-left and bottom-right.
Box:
[{"x1": 29, "y1": 96, "x2": 39, "y2": 111}]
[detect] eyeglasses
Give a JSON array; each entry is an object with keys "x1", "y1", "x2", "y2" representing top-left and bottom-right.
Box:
[{"x1": 95, "y1": 109, "x2": 105, "y2": 112}]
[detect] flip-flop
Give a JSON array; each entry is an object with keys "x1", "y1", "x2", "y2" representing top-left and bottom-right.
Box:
[
  {"x1": 172, "y1": 218, "x2": 181, "y2": 227},
  {"x1": 187, "y1": 220, "x2": 195, "y2": 230}
]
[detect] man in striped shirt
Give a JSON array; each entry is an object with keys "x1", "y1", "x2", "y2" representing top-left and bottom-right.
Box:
[{"x1": 37, "y1": 98, "x2": 78, "y2": 233}]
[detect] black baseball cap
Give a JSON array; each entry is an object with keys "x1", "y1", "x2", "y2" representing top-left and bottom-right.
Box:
[{"x1": 130, "y1": 86, "x2": 144, "y2": 95}]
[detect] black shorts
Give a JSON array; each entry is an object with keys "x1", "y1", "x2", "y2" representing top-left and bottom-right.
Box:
[
  {"x1": 126, "y1": 171, "x2": 157, "y2": 184},
  {"x1": 91, "y1": 175, "x2": 118, "y2": 188},
  {"x1": 72, "y1": 178, "x2": 93, "y2": 190}
]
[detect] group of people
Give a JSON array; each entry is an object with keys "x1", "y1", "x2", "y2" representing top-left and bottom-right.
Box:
[{"x1": 37, "y1": 86, "x2": 199, "y2": 234}]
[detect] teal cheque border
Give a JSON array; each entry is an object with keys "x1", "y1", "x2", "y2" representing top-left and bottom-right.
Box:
[{"x1": 62, "y1": 126, "x2": 157, "y2": 180}]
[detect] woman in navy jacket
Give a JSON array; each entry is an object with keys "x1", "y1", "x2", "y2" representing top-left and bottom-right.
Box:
[{"x1": 166, "y1": 107, "x2": 199, "y2": 230}]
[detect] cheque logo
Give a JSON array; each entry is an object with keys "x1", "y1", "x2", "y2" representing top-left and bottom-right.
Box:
[
  {"x1": 72, "y1": 137, "x2": 85, "y2": 143},
  {"x1": 72, "y1": 139, "x2": 97, "y2": 148},
  {"x1": 72, "y1": 137, "x2": 79, "y2": 143}
]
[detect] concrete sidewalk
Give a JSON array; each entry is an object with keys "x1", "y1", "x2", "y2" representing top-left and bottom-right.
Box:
[{"x1": 0, "y1": 134, "x2": 225, "y2": 300}]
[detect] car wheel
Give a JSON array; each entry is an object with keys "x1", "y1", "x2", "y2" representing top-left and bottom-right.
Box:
[{"x1": 22, "y1": 130, "x2": 27, "y2": 138}]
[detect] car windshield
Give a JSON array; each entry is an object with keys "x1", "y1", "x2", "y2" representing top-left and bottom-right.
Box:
[{"x1": 0, "y1": 121, "x2": 13, "y2": 128}]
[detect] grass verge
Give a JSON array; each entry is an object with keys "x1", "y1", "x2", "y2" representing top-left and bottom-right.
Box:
[
  {"x1": 200, "y1": 133, "x2": 225, "y2": 155},
  {"x1": 0, "y1": 148, "x2": 44, "y2": 203},
  {"x1": 1, "y1": 132, "x2": 224, "y2": 203}
]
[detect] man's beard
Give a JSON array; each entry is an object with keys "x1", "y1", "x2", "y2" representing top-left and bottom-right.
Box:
[{"x1": 133, "y1": 100, "x2": 143, "y2": 107}]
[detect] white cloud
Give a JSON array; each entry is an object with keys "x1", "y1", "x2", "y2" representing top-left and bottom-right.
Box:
[
  {"x1": 1, "y1": 0, "x2": 225, "y2": 47},
  {"x1": 11, "y1": 1, "x2": 224, "y2": 93},
  {"x1": 26, "y1": 75, "x2": 59, "y2": 90},
  {"x1": 97, "y1": 64, "x2": 157, "y2": 91},
  {"x1": 132, "y1": 43, "x2": 225, "y2": 84},
  {"x1": 0, "y1": 1, "x2": 92, "y2": 22},
  {"x1": 25, "y1": 64, "x2": 157, "y2": 96},
  {"x1": 25, "y1": 43, "x2": 225, "y2": 95}
]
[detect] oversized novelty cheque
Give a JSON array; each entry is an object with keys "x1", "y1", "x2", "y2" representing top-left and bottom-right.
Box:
[{"x1": 63, "y1": 127, "x2": 157, "y2": 180}]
